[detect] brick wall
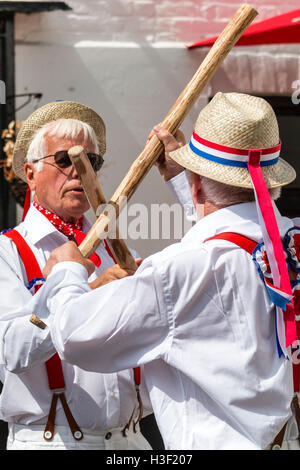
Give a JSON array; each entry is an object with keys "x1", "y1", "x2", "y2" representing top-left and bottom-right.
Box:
[{"x1": 14, "y1": 0, "x2": 300, "y2": 43}]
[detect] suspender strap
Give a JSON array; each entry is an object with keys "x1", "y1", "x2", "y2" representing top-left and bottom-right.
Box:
[
  {"x1": 3, "y1": 229, "x2": 44, "y2": 288},
  {"x1": 2, "y1": 229, "x2": 83, "y2": 441},
  {"x1": 205, "y1": 232, "x2": 257, "y2": 254},
  {"x1": 133, "y1": 368, "x2": 143, "y2": 433},
  {"x1": 44, "y1": 392, "x2": 83, "y2": 441},
  {"x1": 45, "y1": 353, "x2": 65, "y2": 390}
]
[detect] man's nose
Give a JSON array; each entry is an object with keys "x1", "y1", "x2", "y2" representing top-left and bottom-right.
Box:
[{"x1": 70, "y1": 163, "x2": 79, "y2": 178}]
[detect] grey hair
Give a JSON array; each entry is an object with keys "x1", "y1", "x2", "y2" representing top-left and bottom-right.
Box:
[
  {"x1": 186, "y1": 169, "x2": 281, "y2": 206},
  {"x1": 25, "y1": 119, "x2": 100, "y2": 172}
]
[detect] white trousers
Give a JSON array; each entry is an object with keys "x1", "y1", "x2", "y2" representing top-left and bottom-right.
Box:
[{"x1": 7, "y1": 423, "x2": 152, "y2": 450}]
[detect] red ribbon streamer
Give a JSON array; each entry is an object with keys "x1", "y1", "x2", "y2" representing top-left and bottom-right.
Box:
[{"x1": 247, "y1": 150, "x2": 296, "y2": 347}]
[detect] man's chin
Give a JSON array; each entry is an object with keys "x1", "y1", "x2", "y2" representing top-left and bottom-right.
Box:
[{"x1": 62, "y1": 199, "x2": 89, "y2": 221}]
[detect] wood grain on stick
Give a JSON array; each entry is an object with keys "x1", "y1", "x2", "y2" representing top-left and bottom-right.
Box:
[
  {"x1": 79, "y1": 4, "x2": 258, "y2": 259},
  {"x1": 68, "y1": 145, "x2": 138, "y2": 271},
  {"x1": 30, "y1": 314, "x2": 47, "y2": 330}
]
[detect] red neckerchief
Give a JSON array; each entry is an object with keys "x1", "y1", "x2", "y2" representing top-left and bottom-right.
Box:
[{"x1": 32, "y1": 201, "x2": 101, "y2": 268}]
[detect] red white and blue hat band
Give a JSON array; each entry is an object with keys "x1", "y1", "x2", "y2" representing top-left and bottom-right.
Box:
[{"x1": 189, "y1": 131, "x2": 281, "y2": 168}]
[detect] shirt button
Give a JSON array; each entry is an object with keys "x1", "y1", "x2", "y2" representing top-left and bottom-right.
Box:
[
  {"x1": 74, "y1": 430, "x2": 83, "y2": 440},
  {"x1": 105, "y1": 432, "x2": 112, "y2": 440},
  {"x1": 44, "y1": 430, "x2": 53, "y2": 440},
  {"x1": 272, "y1": 444, "x2": 281, "y2": 450},
  {"x1": 109, "y1": 392, "x2": 115, "y2": 398}
]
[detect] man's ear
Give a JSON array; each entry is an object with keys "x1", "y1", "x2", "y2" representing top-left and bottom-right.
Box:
[
  {"x1": 191, "y1": 172, "x2": 204, "y2": 203},
  {"x1": 24, "y1": 162, "x2": 37, "y2": 191}
]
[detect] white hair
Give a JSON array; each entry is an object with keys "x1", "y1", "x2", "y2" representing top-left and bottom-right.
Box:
[
  {"x1": 186, "y1": 169, "x2": 281, "y2": 206},
  {"x1": 26, "y1": 119, "x2": 100, "y2": 172}
]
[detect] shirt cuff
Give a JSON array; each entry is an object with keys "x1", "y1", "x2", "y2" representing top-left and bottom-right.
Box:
[
  {"x1": 166, "y1": 172, "x2": 197, "y2": 224},
  {"x1": 48, "y1": 261, "x2": 90, "y2": 282}
]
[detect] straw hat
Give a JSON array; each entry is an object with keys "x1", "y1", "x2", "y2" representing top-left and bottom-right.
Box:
[
  {"x1": 170, "y1": 92, "x2": 296, "y2": 188},
  {"x1": 13, "y1": 100, "x2": 106, "y2": 182}
]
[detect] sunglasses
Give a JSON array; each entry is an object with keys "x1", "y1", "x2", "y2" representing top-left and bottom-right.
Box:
[{"x1": 32, "y1": 150, "x2": 104, "y2": 172}]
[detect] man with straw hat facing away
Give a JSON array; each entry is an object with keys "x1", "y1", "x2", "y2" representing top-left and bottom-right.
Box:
[
  {"x1": 0, "y1": 100, "x2": 157, "y2": 450},
  {"x1": 15, "y1": 92, "x2": 300, "y2": 449}
]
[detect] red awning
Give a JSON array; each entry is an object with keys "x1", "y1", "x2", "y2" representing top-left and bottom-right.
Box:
[{"x1": 188, "y1": 9, "x2": 300, "y2": 49}]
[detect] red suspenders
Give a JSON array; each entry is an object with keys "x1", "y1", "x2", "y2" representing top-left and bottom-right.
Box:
[
  {"x1": 3, "y1": 229, "x2": 143, "y2": 438},
  {"x1": 3, "y1": 229, "x2": 83, "y2": 441},
  {"x1": 205, "y1": 232, "x2": 257, "y2": 254}
]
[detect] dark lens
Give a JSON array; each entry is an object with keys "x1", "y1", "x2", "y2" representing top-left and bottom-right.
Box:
[
  {"x1": 87, "y1": 153, "x2": 104, "y2": 172},
  {"x1": 54, "y1": 150, "x2": 72, "y2": 168}
]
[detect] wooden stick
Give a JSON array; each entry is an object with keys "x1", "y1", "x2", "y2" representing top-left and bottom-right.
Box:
[
  {"x1": 29, "y1": 4, "x2": 257, "y2": 329},
  {"x1": 30, "y1": 314, "x2": 47, "y2": 330},
  {"x1": 68, "y1": 145, "x2": 138, "y2": 271},
  {"x1": 79, "y1": 4, "x2": 258, "y2": 259}
]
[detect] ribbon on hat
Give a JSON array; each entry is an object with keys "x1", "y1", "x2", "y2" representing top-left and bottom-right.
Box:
[
  {"x1": 248, "y1": 150, "x2": 296, "y2": 357},
  {"x1": 189, "y1": 130, "x2": 296, "y2": 358},
  {"x1": 189, "y1": 132, "x2": 281, "y2": 168}
]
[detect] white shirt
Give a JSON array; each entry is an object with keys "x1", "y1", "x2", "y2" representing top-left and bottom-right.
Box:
[
  {"x1": 0, "y1": 204, "x2": 152, "y2": 430},
  {"x1": 30, "y1": 196, "x2": 295, "y2": 449}
]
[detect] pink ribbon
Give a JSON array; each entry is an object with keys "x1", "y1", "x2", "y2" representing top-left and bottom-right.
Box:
[{"x1": 248, "y1": 150, "x2": 296, "y2": 348}]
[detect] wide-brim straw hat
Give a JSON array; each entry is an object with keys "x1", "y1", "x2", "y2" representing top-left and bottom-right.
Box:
[
  {"x1": 13, "y1": 100, "x2": 106, "y2": 182},
  {"x1": 170, "y1": 92, "x2": 296, "y2": 188}
]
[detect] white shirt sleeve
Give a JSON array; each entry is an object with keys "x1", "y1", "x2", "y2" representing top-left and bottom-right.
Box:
[
  {"x1": 292, "y1": 217, "x2": 300, "y2": 227},
  {"x1": 0, "y1": 237, "x2": 56, "y2": 373},
  {"x1": 166, "y1": 171, "x2": 197, "y2": 224},
  {"x1": 38, "y1": 259, "x2": 172, "y2": 373}
]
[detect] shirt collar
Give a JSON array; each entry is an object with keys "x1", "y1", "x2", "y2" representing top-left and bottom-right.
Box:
[
  {"x1": 22, "y1": 204, "x2": 91, "y2": 245},
  {"x1": 182, "y1": 201, "x2": 293, "y2": 245}
]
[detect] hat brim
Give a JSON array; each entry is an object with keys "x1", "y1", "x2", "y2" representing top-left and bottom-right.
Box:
[
  {"x1": 13, "y1": 101, "x2": 106, "y2": 182},
  {"x1": 170, "y1": 143, "x2": 296, "y2": 189}
]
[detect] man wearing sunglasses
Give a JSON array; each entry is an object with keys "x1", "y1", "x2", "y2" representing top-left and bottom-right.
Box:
[{"x1": 0, "y1": 100, "x2": 158, "y2": 450}]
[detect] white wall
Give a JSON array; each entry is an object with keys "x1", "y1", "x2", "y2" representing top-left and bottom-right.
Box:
[{"x1": 13, "y1": 0, "x2": 300, "y2": 256}]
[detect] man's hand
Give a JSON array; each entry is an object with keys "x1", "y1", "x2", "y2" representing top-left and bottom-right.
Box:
[
  {"x1": 43, "y1": 241, "x2": 95, "y2": 279},
  {"x1": 89, "y1": 258, "x2": 142, "y2": 289},
  {"x1": 150, "y1": 124, "x2": 186, "y2": 181}
]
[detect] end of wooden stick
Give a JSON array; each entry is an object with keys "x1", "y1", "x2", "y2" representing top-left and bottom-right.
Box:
[
  {"x1": 68, "y1": 145, "x2": 84, "y2": 159},
  {"x1": 30, "y1": 314, "x2": 47, "y2": 330},
  {"x1": 239, "y1": 3, "x2": 258, "y2": 17}
]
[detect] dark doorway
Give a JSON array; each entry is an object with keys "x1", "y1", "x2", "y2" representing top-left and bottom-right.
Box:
[{"x1": 263, "y1": 96, "x2": 300, "y2": 218}]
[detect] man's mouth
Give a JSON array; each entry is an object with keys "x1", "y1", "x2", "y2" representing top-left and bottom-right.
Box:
[{"x1": 67, "y1": 187, "x2": 84, "y2": 193}]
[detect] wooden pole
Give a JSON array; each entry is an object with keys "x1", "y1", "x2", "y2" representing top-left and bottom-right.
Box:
[
  {"x1": 68, "y1": 145, "x2": 138, "y2": 271},
  {"x1": 29, "y1": 3, "x2": 258, "y2": 329},
  {"x1": 79, "y1": 3, "x2": 258, "y2": 259}
]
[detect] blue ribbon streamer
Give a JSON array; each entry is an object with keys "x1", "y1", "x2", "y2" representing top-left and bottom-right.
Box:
[{"x1": 27, "y1": 277, "x2": 45, "y2": 290}]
